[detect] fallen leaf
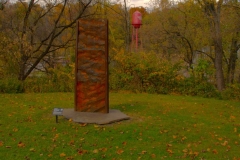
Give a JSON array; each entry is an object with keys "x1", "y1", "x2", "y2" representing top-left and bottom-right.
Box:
[
  {"x1": 68, "y1": 119, "x2": 72, "y2": 122},
  {"x1": 99, "y1": 148, "x2": 108, "y2": 152},
  {"x1": 234, "y1": 128, "x2": 237, "y2": 133},
  {"x1": 18, "y1": 142, "x2": 25, "y2": 148},
  {"x1": 60, "y1": 153, "x2": 66, "y2": 157},
  {"x1": 194, "y1": 151, "x2": 199, "y2": 156},
  {"x1": 29, "y1": 148, "x2": 36, "y2": 152},
  {"x1": 181, "y1": 136, "x2": 187, "y2": 141},
  {"x1": 218, "y1": 137, "x2": 223, "y2": 141},
  {"x1": 78, "y1": 149, "x2": 88, "y2": 155},
  {"x1": 122, "y1": 141, "x2": 127, "y2": 145},
  {"x1": 116, "y1": 149, "x2": 124, "y2": 155},
  {"x1": 188, "y1": 150, "x2": 193, "y2": 155},
  {"x1": 173, "y1": 135, "x2": 177, "y2": 139},
  {"x1": 93, "y1": 149, "x2": 99, "y2": 154},
  {"x1": 151, "y1": 154, "x2": 156, "y2": 158},
  {"x1": 80, "y1": 123, "x2": 87, "y2": 127},
  {"x1": 221, "y1": 141, "x2": 228, "y2": 146},
  {"x1": 69, "y1": 140, "x2": 74, "y2": 145},
  {"x1": 230, "y1": 115, "x2": 236, "y2": 121},
  {"x1": 80, "y1": 138, "x2": 85, "y2": 141},
  {"x1": 52, "y1": 127, "x2": 57, "y2": 131},
  {"x1": 167, "y1": 144, "x2": 172, "y2": 147},
  {"x1": 212, "y1": 149, "x2": 218, "y2": 154},
  {"x1": 0, "y1": 141, "x2": 3, "y2": 147},
  {"x1": 101, "y1": 155, "x2": 106, "y2": 158},
  {"x1": 182, "y1": 149, "x2": 188, "y2": 153},
  {"x1": 66, "y1": 156, "x2": 74, "y2": 160},
  {"x1": 163, "y1": 130, "x2": 168, "y2": 133},
  {"x1": 13, "y1": 128, "x2": 18, "y2": 132},
  {"x1": 167, "y1": 149, "x2": 173, "y2": 154},
  {"x1": 54, "y1": 134, "x2": 59, "y2": 139},
  {"x1": 141, "y1": 150, "x2": 147, "y2": 154}
]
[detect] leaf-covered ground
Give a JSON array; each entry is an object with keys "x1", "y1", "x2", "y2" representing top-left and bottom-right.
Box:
[{"x1": 0, "y1": 92, "x2": 239, "y2": 159}]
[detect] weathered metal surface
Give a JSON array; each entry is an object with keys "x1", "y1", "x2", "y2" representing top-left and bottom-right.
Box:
[{"x1": 75, "y1": 19, "x2": 108, "y2": 113}]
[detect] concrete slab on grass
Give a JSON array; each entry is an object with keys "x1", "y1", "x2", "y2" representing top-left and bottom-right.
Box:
[{"x1": 62, "y1": 109, "x2": 130, "y2": 125}]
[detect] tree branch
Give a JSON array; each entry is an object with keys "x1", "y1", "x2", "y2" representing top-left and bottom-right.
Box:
[
  {"x1": 195, "y1": 50, "x2": 215, "y2": 63},
  {"x1": 23, "y1": 0, "x2": 95, "y2": 80}
]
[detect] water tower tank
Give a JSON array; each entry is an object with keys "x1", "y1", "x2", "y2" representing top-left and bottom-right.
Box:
[{"x1": 132, "y1": 11, "x2": 142, "y2": 28}]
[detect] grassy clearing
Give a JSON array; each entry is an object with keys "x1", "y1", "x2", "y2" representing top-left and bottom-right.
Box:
[{"x1": 0, "y1": 92, "x2": 239, "y2": 160}]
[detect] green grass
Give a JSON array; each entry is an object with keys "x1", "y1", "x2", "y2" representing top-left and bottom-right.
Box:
[{"x1": 0, "y1": 92, "x2": 239, "y2": 160}]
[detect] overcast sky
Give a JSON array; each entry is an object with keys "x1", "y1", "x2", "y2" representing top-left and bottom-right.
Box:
[{"x1": 125, "y1": 0, "x2": 149, "y2": 7}]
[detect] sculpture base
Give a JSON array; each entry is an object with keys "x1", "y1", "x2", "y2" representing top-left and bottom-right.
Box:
[{"x1": 62, "y1": 109, "x2": 130, "y2": 125}]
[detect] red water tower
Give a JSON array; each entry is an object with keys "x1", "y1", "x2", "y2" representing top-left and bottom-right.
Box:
[
  {"x1": 132, "y1": 11, "x2": 142, "y2": 28},
  {"x1": 132, "y1": 11, "x2": 142, "y2": 51}
]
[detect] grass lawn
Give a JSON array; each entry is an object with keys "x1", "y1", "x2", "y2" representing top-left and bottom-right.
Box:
[{"x1": 0, "y1": 92, "x2": 239, "y2": 160}]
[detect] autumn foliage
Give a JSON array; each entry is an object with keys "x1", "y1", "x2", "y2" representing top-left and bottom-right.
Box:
[{"x1": 0, "y1": 0, "x2": 240, "y2": 99}]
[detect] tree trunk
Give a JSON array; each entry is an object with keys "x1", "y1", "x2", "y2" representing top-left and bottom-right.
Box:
[
  {"x1": 203, "y1": 0, "x2": 225, "y2": 91},
  {"x1": 213, "y1": 15, "x2": 225, "y2": 91},
  {"x1": 18, "y1": 53, "x2": 28, "y2": 81},
  {"x1": 227, "y1": 32, "x2": 239, "y2": 84},
  {"x1": 123, "y1": 0, "x2": 130, "y2": 51},
  {"x1": 214, "y1": 38, "x2": 225, "y2": 91},
  {"x1": 18, "y1": 64, "x2": 26, "y2": 81}
]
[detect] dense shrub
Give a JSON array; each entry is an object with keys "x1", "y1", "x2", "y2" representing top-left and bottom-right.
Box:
[
  {"x1": 109, "y1": 51, "x2": 230, "y2": 99},
  {"x1": 0, "y1": 77, "x2": 24, "y2": 93},
  {"x1": 177, "y1": 77, "x2": 220, "y2": 98},
  {"x1": 221, "y1": 84, "x2": 240, "y2": 100},
  {"x1": 109, "y1": 50, "x2": 182, "y2": 93}
]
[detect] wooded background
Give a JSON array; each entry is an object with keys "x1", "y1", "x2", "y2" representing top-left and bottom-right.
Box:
[{"x1": 0, "y1": 0, "x2": 239, "y2": 100}]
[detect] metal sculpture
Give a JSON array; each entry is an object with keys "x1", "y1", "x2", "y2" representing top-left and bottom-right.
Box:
[{"x1": 75, "y1": 19, "x2": 109, "y2": 113}]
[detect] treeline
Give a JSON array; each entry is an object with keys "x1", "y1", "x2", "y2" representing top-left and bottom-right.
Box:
[{"x1": 0, "y1": 0, "x2": 240, "y2": 100}]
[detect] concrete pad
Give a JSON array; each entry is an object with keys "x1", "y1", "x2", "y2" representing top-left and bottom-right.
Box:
[{"x1": 62, "y1": 109, "x2": 130, "y2": 125}]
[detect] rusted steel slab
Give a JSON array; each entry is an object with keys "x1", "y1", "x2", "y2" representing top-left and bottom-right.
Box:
[{"x1": 75, "y1": 19, "x2": 109, "y2": 113}]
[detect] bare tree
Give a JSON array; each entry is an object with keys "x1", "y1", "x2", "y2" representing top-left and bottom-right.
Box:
[{"x1": 1, "y1": 0, "x2": 98, "y2": 81}]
